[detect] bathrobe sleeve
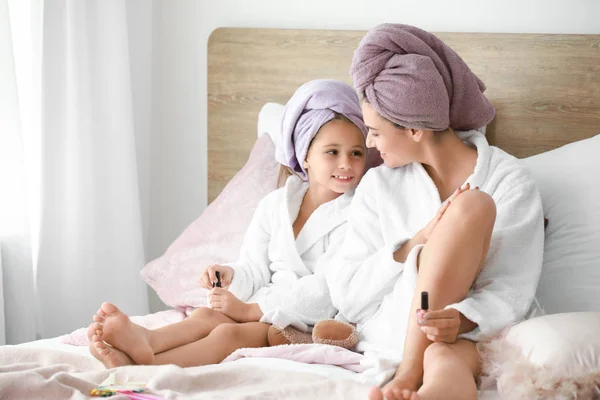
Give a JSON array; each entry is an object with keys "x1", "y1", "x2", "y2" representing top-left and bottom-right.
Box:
[
  {"x1": 257, "y1": 226, "x2": 346, "y2": 331},
  {"x1": 226, "y1": 195, "x2": 274, "y2": 302},
  {"x1": 326, "y1": 177, "x2": 409, "y2": 325},
  {"x1": 448, "y1": 177, "x2": 544, "y2": 340}
]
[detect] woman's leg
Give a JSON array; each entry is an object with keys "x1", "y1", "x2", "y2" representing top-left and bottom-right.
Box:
[
  {"x1": 90, "y1": 303, "x2": 234, "y2": 364},
  {"x1": 369, "y1": 340, "x2": 480, "y2": 400},
  {"x1": 374, "y1": 190, "x2": 495, "y2": 400},
  {"x1": 418, "y1": 340, "x2": 480, "y2": 399}
]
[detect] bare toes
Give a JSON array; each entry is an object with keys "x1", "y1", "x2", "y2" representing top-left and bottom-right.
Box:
[
  {"x1": 382, "y1": 389, "x2": 397, "y2": 400},
  {"x1": 95, "y1": 338, "x2": 108, "y2": 350},
  {"x1": 86, "y1": 324, "x2": 96, "y2": 340},
  {"x1": 368, "y1": 386, "x2": 384, "y2": 400},
  {"x1": 100, "y1": 302, "x2": 119, "y2": 315}
]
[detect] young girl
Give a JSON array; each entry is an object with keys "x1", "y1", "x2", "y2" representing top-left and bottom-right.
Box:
[
  {"x1": 87, "y1": 79, "x2": 369, "y2": 368},
  {"x1": 326, "y1": 24, "x2": 544, "y2": 400}
]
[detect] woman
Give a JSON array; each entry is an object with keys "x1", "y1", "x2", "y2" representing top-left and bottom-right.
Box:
[{"x1": 327, "y1": 24, "x2": 544, "y2": 400}]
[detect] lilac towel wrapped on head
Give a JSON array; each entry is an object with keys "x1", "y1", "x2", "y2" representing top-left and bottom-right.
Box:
[
  {"x1": 276, "y1": 79, "x2": 368, "y2": 180},
  {"x1": 350, "y1": 23, "x2": 495, "y2": 131}
]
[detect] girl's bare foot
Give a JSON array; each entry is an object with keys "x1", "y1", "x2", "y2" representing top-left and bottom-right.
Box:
[
  {"x1": 87, "y1": 322, "x2": 103, "y2": 362},
  {"x1": 94, "y1": 302, "x2": 154, "y2": 364},
  {"x1": 93, "y1": 336, "x2": 135, "y2": 368}
]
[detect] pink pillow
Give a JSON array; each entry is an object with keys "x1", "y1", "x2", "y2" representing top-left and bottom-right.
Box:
[{"x1": 141, "y1": 134, "x2": 279, "y2": 308}]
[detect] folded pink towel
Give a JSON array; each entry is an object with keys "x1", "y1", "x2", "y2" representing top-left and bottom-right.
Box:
[
  {"x1": 350, "y1": 23, "x2": 495, "y2": 131},
  {"x1": 276, "y1": 79, "x2": 367, "y2": 179}
]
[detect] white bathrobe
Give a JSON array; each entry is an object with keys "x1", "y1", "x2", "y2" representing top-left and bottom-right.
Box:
[
  {"x1": 227, "y1": 175, "x2": 352, "y2": 332},
  {"x1": 327, "y1": 130, "x2": 544, "y2": 363}
]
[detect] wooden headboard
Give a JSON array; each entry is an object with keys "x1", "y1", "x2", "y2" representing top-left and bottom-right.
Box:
[{"x1": 207, "y1": 28, "x2": 600, "y2": 203}]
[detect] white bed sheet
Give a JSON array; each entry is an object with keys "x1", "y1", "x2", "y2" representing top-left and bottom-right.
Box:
[
  {"x1": 16, "y1": 337, "x2": 361, "y2": 381},
  {"x1": 12, "y1": 337, "x2": 501, "y2": 399}
]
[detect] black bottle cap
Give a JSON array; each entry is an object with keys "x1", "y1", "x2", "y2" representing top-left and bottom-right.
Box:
[
  {"x1": 213, "y1": 271, "x2": 222, "y2": 288},
  {"x1": 421, "y1": 291, "x2": 429, "y2": 310}
]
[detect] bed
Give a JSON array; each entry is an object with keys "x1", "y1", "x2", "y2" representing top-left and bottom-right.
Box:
[{"x1": 2, "y1": 28, "x2": 599, "y2": 400}]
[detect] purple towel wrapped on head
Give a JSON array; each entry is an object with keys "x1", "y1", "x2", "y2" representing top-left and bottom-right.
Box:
[
  {"x1": 350, "y1": 23, "x2": 495, "y2": 131},
  {"x1": 276, "y1": 79, "x2": 368, "y2": 180}
]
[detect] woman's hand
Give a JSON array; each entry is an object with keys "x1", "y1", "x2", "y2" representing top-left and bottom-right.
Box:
[
  {"x1": 417, "y1": 182, "x2": 473, "y2": 242},
  {"x1": 208, "y1": 288, "x2": 262, "y2": 322},
  {"x1": 417, "y1": 308, "x2": 461, "y2": 343},
  {"x1": 199, "y1": 265, "x2": 234, "y2": 289}
]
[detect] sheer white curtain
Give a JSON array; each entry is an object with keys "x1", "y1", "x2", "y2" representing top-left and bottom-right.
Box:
[{"x1": 1, "y1": 0, "x2": 149, "y2": 344}]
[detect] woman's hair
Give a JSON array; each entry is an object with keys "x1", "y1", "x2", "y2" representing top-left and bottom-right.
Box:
[
  {"x1": 360, "y1": 91, "x2": 456, "y2": 138},
  {"x1": 277, "y1": 112, "x2": 355, "y2": 188},
  {"x1": 359, "y1": 93, "x2": 406, "y2": 130}
]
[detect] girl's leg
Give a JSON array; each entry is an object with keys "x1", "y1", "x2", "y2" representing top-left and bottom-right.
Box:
[
  {"x1": 144, "y1": 307, "x2": 235, "y2": 352},
  {"x1": 92, "y1": 322, "x2": 271, "y2": 368},
  {"x1": 375, "y1": 190, "x2": 495, "y2": 400},
  {"x1": 151, "y1": 321, "x2": 271, "y2": 367},
  {"x1": 90, "y1": 303, "x2": 234, "y2": 364}
]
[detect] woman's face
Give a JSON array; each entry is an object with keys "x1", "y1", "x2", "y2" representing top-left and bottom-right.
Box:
[{"x1": 361, "y1": 102, "x2": 419, "y2": 169}]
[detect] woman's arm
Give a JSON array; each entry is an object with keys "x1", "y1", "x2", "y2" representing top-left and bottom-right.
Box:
[
  {"x1": 394, "y1": 235, "x2": 426, "y2": 263},
  {"x1": 326, "y1": 183, "x2": 408, "y2": 324}
]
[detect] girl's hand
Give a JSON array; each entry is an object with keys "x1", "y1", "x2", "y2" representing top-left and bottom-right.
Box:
[
  {"x1": 417, "y1": 308, "x2": 461, "y2": 343},
  {"x1": 417, "y1": 183, "x2": 473, "y2": 242},
  {"x1": 208, "y1": 288, "x2": 260, "y2": 322},
  {"x1": 199, "y1": 265, "x2": 234, "y2": 289}
]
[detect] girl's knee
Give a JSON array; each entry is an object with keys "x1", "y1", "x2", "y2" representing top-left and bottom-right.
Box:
[{"x1": 210, "y1": 323, "x2": 242, "y2": 341}]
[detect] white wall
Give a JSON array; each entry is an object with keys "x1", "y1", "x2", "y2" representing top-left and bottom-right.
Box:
[{"x1": 145, "y1": 0, "x2": 600, "y2": 312}]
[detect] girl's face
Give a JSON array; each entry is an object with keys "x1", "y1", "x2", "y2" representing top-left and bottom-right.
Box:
[
  {"x1": 303, "y1": 118, "x2": 367, "y2": 195},
  {"x1": 361, "y1": 102, "x2": 420, "y2": 169}
]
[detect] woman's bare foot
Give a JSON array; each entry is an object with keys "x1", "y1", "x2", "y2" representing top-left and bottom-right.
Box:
[
  {"x1": 369, "y1": 367, "x2": 422, "y2": 400},
  {"x1": 92, "y1": 336, "x2": 135, "y2": 368},
  {"x1": 94, "y1": 302, "x2": 154, "y2": 365},
  {"x1": 368, "y1": 387, "x2": 385, "y2": 400},
  {"x1": 369, "y1": 386, "x2": 420, "y2": 400}
]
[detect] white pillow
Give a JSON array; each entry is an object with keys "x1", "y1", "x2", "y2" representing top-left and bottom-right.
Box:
[
  {"x1": 479, "y1": 312, "x2": 600, "y2": 399},
  {"x1": 257, "y1": 102, "x2": 285, "y2": 145},
  {"x1": 521, "y1": 134, "x2": 600, "y2": 314}
]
